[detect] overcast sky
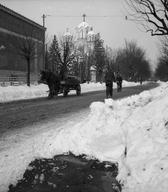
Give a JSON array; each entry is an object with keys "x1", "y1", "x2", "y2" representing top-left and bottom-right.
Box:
[{"x1": 1, "y1": 0, "x2": 160, "y2": 69}]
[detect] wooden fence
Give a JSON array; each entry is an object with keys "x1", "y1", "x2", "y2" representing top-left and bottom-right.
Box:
[{"x1": 0, "y1": 75, "x2": 38, "y2": 86}]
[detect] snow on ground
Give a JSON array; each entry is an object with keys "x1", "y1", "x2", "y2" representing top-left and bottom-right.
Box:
[
  {"x1": 0, "y1": 80, "x2": 140, "y2": 103},
  {"x1": 1, "y1": 81, "x2": 168, "y2": 192}
]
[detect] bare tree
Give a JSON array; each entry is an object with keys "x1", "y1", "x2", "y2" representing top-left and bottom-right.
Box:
[
  {"x1": 154, "y1": 36, "x2": 168, "y2": 80},
  {"x1": 51, "y1": 35, "x2": 77, "y2": 80},
  {"x1": 93, "y1": 37, "x2": 106, "y2": 82},
  {"x1": 160, "y1": 36, "x2": 168, "y2": 57},
  {"x1": 155, "y1": 56, "x2": 168, "y2": 80},
  {"x1": 125, "y1": 0, "x2": 168, "y2": 36},
  {"x1": 10, "y1": 30, "x2": 43, "y2": 86},
  {"x1": 115, "y1": 40, "x2": 151, "y2": 81}
]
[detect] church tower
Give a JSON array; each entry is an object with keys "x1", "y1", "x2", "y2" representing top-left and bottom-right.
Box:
[
  {"x1": 76, "y1": 14, "x2": 89, "y2": 39},
  {"x1": 75, "y1": 14, "x2": 96, "y2": 54}
]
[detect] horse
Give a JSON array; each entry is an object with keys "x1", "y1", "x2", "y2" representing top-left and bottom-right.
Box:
[{"x1": 39, "y1": 70, "x2": 60, "y2": 98}]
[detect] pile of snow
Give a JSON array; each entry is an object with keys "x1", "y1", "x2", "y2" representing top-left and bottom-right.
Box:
[
  {"x1": 0, "y1": 84, "x2": 48, "y2": 103},
  {"x1": 48, "y1": 82, "x2": 168, "y2": 192},
  {"x1": 1, "y1": 81, "x2": 167, "y2": 192},
  {"x1": 0, "y1": 80, "x2": 140, "y2": 103},
  {"x1": 43, "y1": 81, "x2": 168, "y2": 192},
  {"x1": 54, "y1": 82, "x2": 168, "y2": 192}
]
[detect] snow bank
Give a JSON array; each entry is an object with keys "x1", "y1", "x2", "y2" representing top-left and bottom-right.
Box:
[
  {"x1": 1, "y1": 80, "x2": 164, "y2": 192},
  {"x1": 0, "y1": 84, "x2": 48, "y2": 102},
  {"x1": 42, "y1": 81, "x2": 168, "y2": 192}
]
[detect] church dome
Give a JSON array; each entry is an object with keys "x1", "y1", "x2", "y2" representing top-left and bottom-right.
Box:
[
  {"x1": 63, "y1": 28, "x2": 73, "y2": 42},
  {"x1": 87, "y1": 27, "x2": 96, "y2": 36},
  {"x1": 76, "y1": 21, "x2": 90, "y2": 39},
  {"x1": 87, "y1": 27, "x2": 96, "y2": 42},
  {"x1": 77, "y1": 21, "x2": 89, "y2": 29},
  {"x1": 64, "y1": 28, "x2": 72, "y2": 37}
]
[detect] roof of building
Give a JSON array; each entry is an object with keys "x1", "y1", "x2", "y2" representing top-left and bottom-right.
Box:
[
  {"x1": 0, "y1": 3, "x2": 46, "y2": 31},
  {"x1": 63, "y1": 28, "x2": 72, "y2": 37}
]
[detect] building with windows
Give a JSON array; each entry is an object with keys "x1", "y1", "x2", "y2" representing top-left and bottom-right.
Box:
[{"x1": 0, "y1": 4, "x2": 45, "y2": 84}]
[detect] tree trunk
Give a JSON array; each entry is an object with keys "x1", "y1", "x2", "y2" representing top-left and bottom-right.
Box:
[{"x1": 27, "y1": 59, "x2": 30, "y2": 86}]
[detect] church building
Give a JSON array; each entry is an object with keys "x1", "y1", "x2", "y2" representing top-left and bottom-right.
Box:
[
  {"x1": 63, "y1": 14, "x2": 101, "y2": 82},
  {"x1": 75, "y1": 14, "x2": 96, "y2": 54}
]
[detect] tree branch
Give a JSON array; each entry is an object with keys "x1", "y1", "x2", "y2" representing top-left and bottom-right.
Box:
[{"x1": 125, "y1": 0, "x2": 168, "y2": 36}]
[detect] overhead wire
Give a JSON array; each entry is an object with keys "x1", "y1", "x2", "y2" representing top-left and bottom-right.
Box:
[{"x1": 42, "y1": 14, "x2": 125, "y2": 18}]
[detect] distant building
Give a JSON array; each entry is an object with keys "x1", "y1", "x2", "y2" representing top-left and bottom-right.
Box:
[
  {"x1": 63, "y1": 14, "x2": 102, "y2": 82},
  {"x1": 74, "y1": 14, "x2": 96, "y2": 54},
  {"x1": 0, "y1": 4, "x2": 45, "y2": 84}
]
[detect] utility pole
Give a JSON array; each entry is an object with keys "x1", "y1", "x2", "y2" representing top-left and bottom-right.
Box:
[
  {"x1": 42, "y1": 14, "x2": 46, "y2": 70},
  {"x1": 42, "y1": 14, "x2": 46, "y2": 28}
]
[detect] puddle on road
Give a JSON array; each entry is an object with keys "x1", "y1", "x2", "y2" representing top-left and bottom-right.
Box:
[{"x1": 8, "y1": 152, "x2": 121, "y2": 192}]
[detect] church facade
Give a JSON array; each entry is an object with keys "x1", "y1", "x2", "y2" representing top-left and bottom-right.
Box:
[{"x1": 74, "y1": 14, "x2": 96, "y2": 54}]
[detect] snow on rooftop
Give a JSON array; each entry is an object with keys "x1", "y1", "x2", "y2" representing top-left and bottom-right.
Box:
[
  {"x1": 64, "y1": 31, "x2": 72, "y2": 37},
  {"x1": 63, "y1": 28, "x2": 72, "y2": 37},
  {"x1": 87, "y1": 29, "x2": 96, "y2": 36}
]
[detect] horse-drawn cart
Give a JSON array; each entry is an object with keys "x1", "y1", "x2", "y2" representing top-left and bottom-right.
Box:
[
  {"x1": 39, "y1": 71, "x2": 81, "y2": 98},
  {"x1": 59, "y1": 76, "x2": 81, "y2": 97}
]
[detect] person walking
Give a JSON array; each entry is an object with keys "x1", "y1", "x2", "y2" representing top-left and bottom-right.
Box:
[
  {"x1": 116, "y1": 72, "x2": 123, "y2": 92},
  {"x1": 104, "y1": 68, "x2": 116, "y2": 98}
]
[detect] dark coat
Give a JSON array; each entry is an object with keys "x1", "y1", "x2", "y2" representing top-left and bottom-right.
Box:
[
  {"x1": 104, "y1": 70, "x2": 115, "y2": 86},
  {"x1": 116, "y1": 75, "x2": 123, "y2": 83}
]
